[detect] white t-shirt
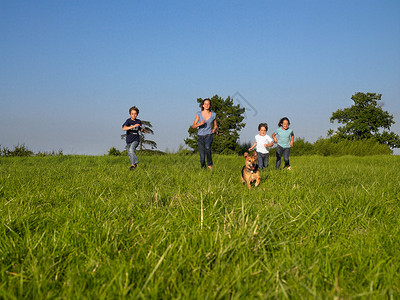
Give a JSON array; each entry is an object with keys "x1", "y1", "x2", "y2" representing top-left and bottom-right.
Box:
[{"x1": 255, "y1": 134, "x2": 273, "y2": 154}]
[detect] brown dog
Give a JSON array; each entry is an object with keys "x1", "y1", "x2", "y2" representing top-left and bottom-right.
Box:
[{"x1": 241, "y1": 152, "x2": 260, "y2": 189}]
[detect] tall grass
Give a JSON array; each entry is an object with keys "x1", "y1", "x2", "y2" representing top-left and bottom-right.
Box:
[{"x1": 0, "y1": 154, "x2": 399, "y2": 298}]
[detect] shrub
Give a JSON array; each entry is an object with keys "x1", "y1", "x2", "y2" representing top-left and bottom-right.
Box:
[
  {"x1": 108, "y1": 147, "x2": 122, "y2": 156},
  {"x1": 1, "y1": 144, "x2": 33, "y2": 157},
  {"x1": 36, "y1": 150, "x2": 63, "y2": 157},
  {"x1": 176, "y1": 144, "x2": 195, "y2": 156},
  {"x1": 137, "y1": 149, "x2": 166, "y2": 156},
  {"x1": 291, "y1": 137, "x2": 314, "y2": 156},
  {"x1": 313, "y1": 138, "x2": 392, "y2": 156},
  {"x1": 176, "y1": 149, "x2": 194, "y2": 156},
  {"x1": 238, "y1": 141, "x2": 252, "y2": 156}
]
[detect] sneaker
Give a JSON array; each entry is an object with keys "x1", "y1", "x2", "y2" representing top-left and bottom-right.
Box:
[
  {"x1": 287, "y1": 166, "x2": 292, "y2": 171},
  {"x1": 129, "y1": 165, "x2": 136, "y2": 171}
]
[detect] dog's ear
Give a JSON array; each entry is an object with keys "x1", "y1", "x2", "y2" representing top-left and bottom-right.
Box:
[
  {"x1": 244, "y1": 152, "x2": 249, "y2": 158},
  {"x1": 252, "y1": 151, "x2": 258, "y2": 158}
]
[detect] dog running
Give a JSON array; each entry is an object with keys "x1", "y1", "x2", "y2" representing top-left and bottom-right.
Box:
[{"x1": 241, "y1": 152, "x2": 261, "y2": 189}]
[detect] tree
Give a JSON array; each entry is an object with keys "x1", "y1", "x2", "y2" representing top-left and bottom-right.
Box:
[
  {"x1": 185, "y1": 95, "x2": 246, "y2": 154},
  {"x1": 121, "y1": 120, "x2": 157, "y2": 150},
  {"x1": 329, "y1": 92, "x2": 400, "y2": 148}
]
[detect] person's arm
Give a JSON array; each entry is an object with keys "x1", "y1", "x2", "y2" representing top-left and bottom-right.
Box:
[
  {"x1": 192, "y1": 114, "x2": 205, "y2": 129},
  {"x1": 212, "y1": 119, "x2": 218, "y2": 134},
  {"x1": 265, "y1": 140, "x2": 274, "y2": 148},
  {"x1": 265, "y1": 136, "x2": 274, "y2": 148},
  {"x1": 249, "y1": 141, "x2": 257, "y2": 151},
  {"x1": 122, "y1": 124, "x2": 140, "y2": 131},
  {"x1": 290, "y1": 133, "x2": 294, "y2": 147},
  {"x1": 272, "y1": 132, "x2": 277, "y2": 144}
]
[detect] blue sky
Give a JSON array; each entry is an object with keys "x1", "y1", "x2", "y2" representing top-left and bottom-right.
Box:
[{"x1": 1, "y1": 0, "x2": 399, "y2": 155}]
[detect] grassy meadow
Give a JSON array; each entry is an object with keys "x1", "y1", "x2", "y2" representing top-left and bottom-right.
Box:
[{"x1": 0, "y1": 154, "x2": 399, "y2": 299}]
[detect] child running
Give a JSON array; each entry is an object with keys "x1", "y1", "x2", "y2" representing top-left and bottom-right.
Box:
[
  {"x1": 248, "y1": 123, "x2": 274, "y2": 170},
  {"x1": 122, "y1": 106, "x2": 146, "y2": 171},
  {"x1": 272, "y1": 117, "x2": 294, "y2": 170}
]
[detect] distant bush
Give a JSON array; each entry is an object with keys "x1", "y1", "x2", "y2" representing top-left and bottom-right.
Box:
[
  {"x1": 238, "y1": 137, "x2": 392, "y2": 157},
  {"x1": 1, "y1": 144, "x2": 34, "y2": 157},
  {"x1": 175, "y1": 149, "x2": 194, "y2": 156},
  {"x1": 175, "y1": 144, "x2": 195, "y2": 156},
  {"x1": 313, "y1": 138, "x2": 392, "y2": 156},
  {"x1": 36, "y1": 150, "x2": 63, "y2": 157},
  {"x1": 291, "y1": 138, "x2": 314, "y2": 156},
  {"x1": 0, "y1": 144, "x2": 64, "y2": 157},
  {"x1": 108, "y1": 147, "x2": 122, "y2": 156},
  {"x1": 238, "y1": 141, "x2": 252, "y2": 156},
  {"x1": 137, "y1": 149, "x2": 166, "y2": 156}
]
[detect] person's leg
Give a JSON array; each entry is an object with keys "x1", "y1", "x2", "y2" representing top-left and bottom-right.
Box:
[
  {"x1": 283, "y1": 148, "x2": 290, "y2": 169},
  {"x1": 204, "y1": 134, "x2": 214, "y2": 168},
  {"x1": 256, "y1": 152, "x2": 264, "y2": 170},
  {"x1": 276, "y1": 145, "x2": 283, "y2": 169},
  {"x1": 128, "y1": 141, "x2": 139, "y2": 166},
  {"x1": 126, "y1": 141, "x2": 139, "y2": 168},
  {"x1": 265, "y1": 153, "x2": 270, "y2": 168},
  {"x1": 197, "y1": 135, "x2": 206, "y2": 168},
  {"x1": 126, "y1": 142, "x2": 134, "y2": 165}
]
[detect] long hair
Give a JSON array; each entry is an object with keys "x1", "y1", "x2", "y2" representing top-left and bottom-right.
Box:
[
  {"x1": 278, "y1": 117, "x2": 290, "y2": 127},
  {"x1": 200, "y1": 98, "x2": 212, "y2": 111}
]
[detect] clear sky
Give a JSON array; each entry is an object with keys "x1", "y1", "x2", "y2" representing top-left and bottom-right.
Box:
[{"x1": 1, "y1": 0, "x2": 399, "y2": 155}]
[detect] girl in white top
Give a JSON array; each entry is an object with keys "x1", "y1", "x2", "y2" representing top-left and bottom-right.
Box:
[{"x1": 248, "y1": 123, "x2": 274, "y2": 170}]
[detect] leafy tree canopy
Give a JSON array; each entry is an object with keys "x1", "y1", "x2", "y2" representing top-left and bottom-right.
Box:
[
  {"x1": 329, "y1": 92, "x2": 400, "y2": 148},
  {"x1": 185, "y1": 95, "x2": 246, "y2": 154}
]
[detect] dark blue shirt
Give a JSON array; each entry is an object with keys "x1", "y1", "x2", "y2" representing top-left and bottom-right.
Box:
[{"x1": 122, "y1": 118, "x2": 141, "y2": 143}]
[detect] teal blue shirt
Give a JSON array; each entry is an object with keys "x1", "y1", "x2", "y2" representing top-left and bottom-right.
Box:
[{"x1": 274, "y1": 128, "x2": 294, "y2": 148}]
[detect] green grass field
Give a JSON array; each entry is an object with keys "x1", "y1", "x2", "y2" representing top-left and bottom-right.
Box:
[{"x1": 1, "y1": 154, "x2": 399, "y2": 299}]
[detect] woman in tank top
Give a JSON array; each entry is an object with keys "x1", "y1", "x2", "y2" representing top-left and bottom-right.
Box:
[{"x1": 192, "y1": 98, "x2": 218, "y2": 169}]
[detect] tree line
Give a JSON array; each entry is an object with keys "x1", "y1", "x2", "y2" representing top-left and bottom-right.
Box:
[
  {"x1": 2, "y1": 92, "x2": 398, "y2": 157},
  {"x1": 110, "y1": 91, "x2": 399, "y2": 156}
]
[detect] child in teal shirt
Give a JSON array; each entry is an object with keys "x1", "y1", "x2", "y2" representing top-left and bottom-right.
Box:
[{"x1": 272, "y1": 117, "x2": 294, "y2": 170}]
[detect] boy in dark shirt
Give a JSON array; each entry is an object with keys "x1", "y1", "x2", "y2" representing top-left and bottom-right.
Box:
[{"x1": 122, "y1": 106, "x2": 145, "y2": 170}]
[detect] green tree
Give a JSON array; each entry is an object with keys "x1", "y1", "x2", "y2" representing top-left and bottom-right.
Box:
[
  {"x1": 185, "y1": 95, "x2": 246, "y2": 154},
  {"x1": 121, "y1": 120, "x2": 157, "y2": 150},
  {"x1": 329, "y1": 92, "x2": 400, "y2": 149}
]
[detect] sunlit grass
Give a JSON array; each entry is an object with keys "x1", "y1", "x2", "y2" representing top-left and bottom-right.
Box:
[{"x1": 0, "y1": 154, "x2": 399, "y2": 298}]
